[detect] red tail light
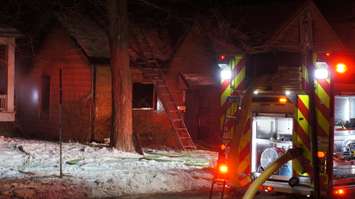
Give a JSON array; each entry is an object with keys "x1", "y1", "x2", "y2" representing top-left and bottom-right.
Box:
[
  {"x1": 336, "y1": 63, "x2": 347, "y2": 74},
  {"x1": 264, "y1": 186, "x2": 273, "y2": 192},
  {"x1": 218, "y1": 55, "x2": 226, "y2": 61},
  {"x1": 334, "y1": 188, "x2": 346, "y2": 196},
  {"x1": 218, "y1": 163, "x2": 228, "y2": 174}
]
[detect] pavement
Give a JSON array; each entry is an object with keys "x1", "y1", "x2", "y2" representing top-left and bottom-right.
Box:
[{"x1": 119, "y1": 192, "x2": 294, "y2": 199}]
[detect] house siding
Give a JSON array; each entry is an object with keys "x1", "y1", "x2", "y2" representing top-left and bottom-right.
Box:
[
  {"x1": 93, "y1": 66, "x2": 179, "y2": 148},
  {"x1": 167, "y1": 26, "x2": 220, "y2": 143},
  {"x1": 17, "y1": 25, "x2": 92, "y2": 142}
]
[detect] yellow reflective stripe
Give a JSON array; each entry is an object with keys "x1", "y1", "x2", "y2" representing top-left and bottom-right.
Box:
[
  {"x1": 315, "y1": 82, "x2": 330, "y2": 108},
  {"x1": 220, "y1": 69, "x2": 245, "y2": 106},
  {"x1": 232, "y1": 66, "x2": 246, "y2": 89},
  {"x1": 239, "y1": 132, "x2": 251, "y2": 150},
  {"x1": 298, "y1": 110, "x2": 309, "y2": 134},
  {"x1": 238, "y1": 155, "x2": 250, "y2": 173},
  {"x1": 294, "y1": 133, "x2": 312, "y2": 158},
  {"x1": 293, "y1": 160, "x2": 303, "y2": 173},
  {"x1": 316, "y1": 108, "x2": 330, "y2": 135},
  {"x1": 220, "y1": 85, "x2": 232, "y2": 106},
  {"x1": 299, "y1": 95, "x2": 309, "y2": 109},
  {"x1": 303, "y1": 65, "x2": 309, "y2": 85},
  {"x1": 232, "y1": 54, "x2": 243, "y2": 68},
  {"x1": 229, "y1": 57, "x2": 235, "y2": 70}
]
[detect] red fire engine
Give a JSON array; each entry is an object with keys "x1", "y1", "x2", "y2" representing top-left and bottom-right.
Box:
[{"x1": 213, "y1": 52, "x2": 355, "y2": 199}]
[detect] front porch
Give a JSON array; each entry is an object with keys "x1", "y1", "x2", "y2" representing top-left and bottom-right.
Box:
[
  {"x1": 0, "y1": 36, "x2": 16, "y2": 122},
  {"x1": 0, "y1": 95, "x2": 14, "y2": 121}
]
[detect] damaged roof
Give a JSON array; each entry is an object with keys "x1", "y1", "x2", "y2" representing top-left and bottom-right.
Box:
[
  {"x1": 0, "y1": 25, "x2": 22, "y2": 37},
  {"x1": 57, "y1": 11, "x2": 185, "y2": 67}
]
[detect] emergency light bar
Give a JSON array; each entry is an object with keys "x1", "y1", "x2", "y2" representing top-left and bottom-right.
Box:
[
  {"x1": 220, "y1": 67, "x2": 232, "y2": 81},
  {"x1": 314, "y1": 62, "x2": 329, "y2": 80},
  {"x1": 217, "y1": 54, "x2": 229, "y2": 68}
]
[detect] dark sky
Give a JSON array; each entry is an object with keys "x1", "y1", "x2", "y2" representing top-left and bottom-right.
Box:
[
  {"x1": 1, "y1": 0, "x2": 354, "y2": 53},
  {"x1": 1, "y1": 0, "x2": 354, "y2": 32}
]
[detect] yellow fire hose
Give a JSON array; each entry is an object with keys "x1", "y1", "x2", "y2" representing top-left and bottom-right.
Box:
[{"x1": 242, "y1": 148, "x2": 303, "y2": 199}]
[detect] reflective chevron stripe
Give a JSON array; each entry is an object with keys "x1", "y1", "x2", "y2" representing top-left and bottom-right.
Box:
[
  {"x1": 220, "y1": 54, "x2": 246, "y2": 141},
  {"x1": 313, "y1": 54, "x2": 332, "y2": 190},
  {"x1": 236, "y1": 115, "x2": 252, "y2": 187},
  {"x1": 293, "y1": 95, "x2": 313, "y2": 177}
]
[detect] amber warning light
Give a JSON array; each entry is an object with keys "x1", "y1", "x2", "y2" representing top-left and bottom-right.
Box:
[
  {"x1": 279, "y1": 97, "x2": 287, "y2": 104},
  {"x1": 317, "y1": 151, "x2": 326, "y2": 159}
]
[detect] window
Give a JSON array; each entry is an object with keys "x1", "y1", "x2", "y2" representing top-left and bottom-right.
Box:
[
  {"x1": 0, "y1": 45, "x2": 8, "y2": 95},
  {"x1": 252, "y1": 116, "x2": 293, "y2": 178},
  {"x1": 334, "y1": 96, "x2": 355, "y2": 180},
  {"x1": 132, "y1": 83, "x2": 155, "y2": 109},
  {"x1": 41, "y1": 75, "x2": 50, "y2": 117}
]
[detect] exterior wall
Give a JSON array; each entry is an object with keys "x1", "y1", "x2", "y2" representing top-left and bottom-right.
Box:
[
  {"x1": 133, "y1": 110, "x2": 179, "y2": 149},
  {"x1": 93, "y1": 65, "x2": 111, "y2": 141},
  {"x1": 185, "y1": 86, "x2": 220, "y2": 143},
  {"x1": 17, "y1": 25, "x2": 92, "y2": 142},
  {"x1": 93, "y1": 66, "x2": 179, "y2": 148},
  {"x1": 167, "y1": 26, "x2": 220, "y2": 143}
]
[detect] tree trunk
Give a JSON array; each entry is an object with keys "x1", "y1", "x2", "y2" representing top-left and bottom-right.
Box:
[{"x1": 107, "y1": 0, "x2": 135, "y2": 152}]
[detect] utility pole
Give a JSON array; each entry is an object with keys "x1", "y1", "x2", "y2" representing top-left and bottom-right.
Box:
[{"x1": 59, "y1": 68, "x2": 63, "y2": 178}]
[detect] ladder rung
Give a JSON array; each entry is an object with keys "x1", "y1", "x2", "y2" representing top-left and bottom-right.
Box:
[
  {"x1": 183, "y1": 146, "x2": 196, "y2": 149},
  {"x1": 223, "y1": 137, "x2": 233, "y2": 140},
  {"x1": 175, "y1": 127, "x2": 186, "y2": 130}
]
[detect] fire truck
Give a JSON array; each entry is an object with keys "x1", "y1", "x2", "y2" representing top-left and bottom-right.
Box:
[{"x1": 214, "y1": 51, "x2": 355, "y2": 199}]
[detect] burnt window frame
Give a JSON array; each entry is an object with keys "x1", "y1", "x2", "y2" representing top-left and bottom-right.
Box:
[{"x1": 132, "y1": 82, "x2": 156, "y2": 110}]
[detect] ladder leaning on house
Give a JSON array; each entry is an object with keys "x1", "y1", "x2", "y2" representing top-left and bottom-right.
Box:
[{"x1": 143, "y1": 68, "x2": 196, "y2": 150}]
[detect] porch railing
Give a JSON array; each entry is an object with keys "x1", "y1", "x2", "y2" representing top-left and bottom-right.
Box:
[{"x1": 0, "y1": 95, "x2": 6, "y2": 112}]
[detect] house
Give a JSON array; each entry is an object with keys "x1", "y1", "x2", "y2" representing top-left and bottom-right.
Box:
[
  {"x1": 16, "y1": 11, "x2": 219, "y2": 148},
  {"x1": 17, "y1": 1, "x2": 345, "y2": 149},
  {"x1": 0, "y1": 26, "x2": 20, "y2": 123}
]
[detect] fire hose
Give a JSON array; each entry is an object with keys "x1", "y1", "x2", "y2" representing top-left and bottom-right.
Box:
[{"x1": 242, "y1": 148, "x2": 303, "y2": 199}]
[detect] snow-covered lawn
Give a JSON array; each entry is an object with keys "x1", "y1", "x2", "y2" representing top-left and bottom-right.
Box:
[{"x1": 0, "y1": 136, "x2": 217, "y2": 198}]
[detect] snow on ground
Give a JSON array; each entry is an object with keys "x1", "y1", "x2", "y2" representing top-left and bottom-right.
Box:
[{"x1": 0, "y1": 136, "x2": 217, "y2": 198}]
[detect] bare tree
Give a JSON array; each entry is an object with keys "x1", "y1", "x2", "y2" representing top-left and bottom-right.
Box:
[{"x1": 106, "y1": 0, "x2": 135, "y2": 151}]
